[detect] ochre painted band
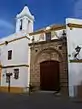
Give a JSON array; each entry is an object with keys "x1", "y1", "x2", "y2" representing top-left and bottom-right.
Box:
[
  {"x1": 0, "y1": 86, "x2": 25, "y2": 93},
  {"x1": 70, "y1": 59, "x2": 82, "y2": 63},
  {"x1": 67, "y1": 23, "x2": 82, "y2": 28},
  {"x1": 0, "y1": 64, "x2": 29, "y2": 68}
]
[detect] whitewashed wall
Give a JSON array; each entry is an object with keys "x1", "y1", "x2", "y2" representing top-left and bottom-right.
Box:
[
  {"x1": 0, "y1": 37, "x2": 29, "y2": 66},
  {"x1": 1, "y1": 67, "x2": 28, "y2": 87},
  {"x1": 66, "y1": 18, "x2": 82, "y2": 97},
  {"x1": 0, "y1": 33, "x2": 30, "y2": 88}
]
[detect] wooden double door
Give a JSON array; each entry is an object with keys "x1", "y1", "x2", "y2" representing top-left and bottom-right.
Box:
[{"x1": 40, "y1": 60, "x2": 60, "y2": 91}]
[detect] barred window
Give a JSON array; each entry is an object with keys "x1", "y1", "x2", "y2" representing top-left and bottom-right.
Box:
[{"x1": 14, "y1": 69, "x2": 19, "y2": 79}]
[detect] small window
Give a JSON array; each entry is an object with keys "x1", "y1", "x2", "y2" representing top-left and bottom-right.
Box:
[
  {"x1": 8, "y1": 50, "x2": 12, "y2": 60},
  {"x1": 14, "y1": 69, "x2": 19, "y2": 79},
  {"x1": 46, "y1": 32, "x2": 51, "y2": 41},
  {"x1": 20, "y1": 19, "x2": 22, "y2": 30}
]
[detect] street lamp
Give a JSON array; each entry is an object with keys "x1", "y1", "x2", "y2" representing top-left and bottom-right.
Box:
[{"x1": 6, "y1": 73, "x2": 12, "y2": 92}]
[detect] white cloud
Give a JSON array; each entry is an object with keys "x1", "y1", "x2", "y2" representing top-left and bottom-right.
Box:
[
  {"x1": 0, "y1": 19, "x2": 14, "y2": 37},
  {"x1": 73, "y1": 0, "x2": 82, "y2": 18},
  {"x1": 0, "y1": 19, "x2": 14, "y2": 29}
]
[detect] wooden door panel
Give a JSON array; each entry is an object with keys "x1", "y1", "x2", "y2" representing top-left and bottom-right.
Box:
[{"x1": 40, "y1": 61, "x2": 60, "y2": 91}]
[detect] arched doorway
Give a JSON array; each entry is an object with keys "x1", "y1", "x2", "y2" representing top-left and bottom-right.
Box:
[{"x1": 40, "y1": 60, "x2": 60, "y2": 91}]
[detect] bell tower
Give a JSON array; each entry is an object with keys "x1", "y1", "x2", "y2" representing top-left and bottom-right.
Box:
[{"x1": 16, "y1": 5, "x2": 34, "y2": 33}]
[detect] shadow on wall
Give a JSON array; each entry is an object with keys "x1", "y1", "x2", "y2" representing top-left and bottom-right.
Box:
[{"x1": 78, "y1": 68, "x2": 82, "y2": 85}]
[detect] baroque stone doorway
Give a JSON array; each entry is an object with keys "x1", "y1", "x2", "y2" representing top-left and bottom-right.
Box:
[
  {"x1": 40, "y1": 60, "x2": 60, "y2": 91},
  {"x1": 29, "y1": 41, "x2": 68, "y2": 94}
]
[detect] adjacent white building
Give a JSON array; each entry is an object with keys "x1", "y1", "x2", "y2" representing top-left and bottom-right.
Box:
[{"x1": 66, "y1": 18, "x2": 82, "y2": 97}]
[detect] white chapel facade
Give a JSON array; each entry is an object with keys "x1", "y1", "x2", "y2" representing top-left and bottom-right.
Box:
[{"x1": 0, "y1": 5, "x2": 82, "y2": 97}]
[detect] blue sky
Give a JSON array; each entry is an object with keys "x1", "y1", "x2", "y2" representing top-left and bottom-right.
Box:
[{"x1": 0, "y1": 0, "x2": 82, "y2": 37}]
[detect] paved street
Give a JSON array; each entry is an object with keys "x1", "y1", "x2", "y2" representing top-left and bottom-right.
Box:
[{"x1": 0, "y1": 92, "x2": 82, "y2": 109}]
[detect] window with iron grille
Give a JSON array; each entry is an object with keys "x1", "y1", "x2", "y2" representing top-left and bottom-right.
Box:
[
  {"x1": 8, "y1": 50, "x2": 12, "y2": 60},
  {"x1": 46, "y1": 32, "x2": 51, "y2": 41},
  {"x1": 14, "y1": 69, "x2": 19, "y2": 79}
]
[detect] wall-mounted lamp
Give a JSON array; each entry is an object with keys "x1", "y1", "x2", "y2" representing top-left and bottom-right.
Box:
[
  {"x1": 3, "y1": 74, "x2": 5, "y2": 77},
  {"x1": 6, "y1": 72, "x2": 13, "y2": 92},
  {"x1": 5, "y1": 41, "x2": 8, "y2": 45}
]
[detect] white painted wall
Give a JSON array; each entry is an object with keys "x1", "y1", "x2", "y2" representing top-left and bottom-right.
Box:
[
  {"x1": 27, "y1": 45, "x2": 31, "y2": 86},
  {"x1": 16, "y1": 19, "x2": 20, "y2": 32},
  {"x1": 1, "y1": 67, "x2": 28, "y2": 87},
  {"x1": 0, "y1": 33, "x2": 30, "y2": 89},
  {"x1": 66, "y1": 18, "x2": 82, "y2": 97},
  {"x1": 0, "y1": 38, "x2": 29, "y2": 66},
  {"x1": 28, "y1": 20, "x2": 34, "y2": 33}
]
